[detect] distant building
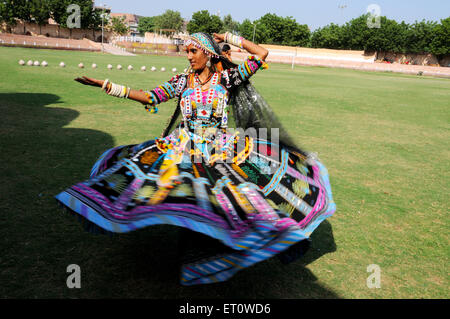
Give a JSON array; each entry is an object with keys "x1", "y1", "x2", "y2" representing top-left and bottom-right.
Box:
[{"x1": 110, "y1": 13, "x2": 142, "y2": 37}]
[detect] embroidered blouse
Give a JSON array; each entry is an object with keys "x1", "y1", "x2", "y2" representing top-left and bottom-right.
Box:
[{"x1": 143, "y1": 55, "x2": 268, "y2": 129}]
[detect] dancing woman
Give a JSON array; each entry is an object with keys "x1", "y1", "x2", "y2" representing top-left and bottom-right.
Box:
[{"x1": 56, "y1": 32, "x2": 336, "y2": 285}]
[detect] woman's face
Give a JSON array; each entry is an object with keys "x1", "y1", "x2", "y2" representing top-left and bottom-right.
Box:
[{"x1": 185, "y1": 44, "x2": 208, "y2": 71}]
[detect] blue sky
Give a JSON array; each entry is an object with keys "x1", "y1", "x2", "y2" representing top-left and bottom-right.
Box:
[{"x1": 95, "y1": 0, "x2": 450, "y2": 30}]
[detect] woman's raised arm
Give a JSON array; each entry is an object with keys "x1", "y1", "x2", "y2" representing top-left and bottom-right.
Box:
[{"x1": 213, "y1": 33, "x2": 269, "y2": 61}]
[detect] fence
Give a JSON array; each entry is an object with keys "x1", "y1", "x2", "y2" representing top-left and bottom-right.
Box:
[{"x1": 115, "y1": 36, "x2": 145, "y2": 43}]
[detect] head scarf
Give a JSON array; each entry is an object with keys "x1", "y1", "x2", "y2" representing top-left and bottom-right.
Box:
[
  {"x1": 184, "y1": 33, "x2": 221, "y2": 58},
  {"x1": 183, "y1": 32, "x2": 236, "y2": 72}
]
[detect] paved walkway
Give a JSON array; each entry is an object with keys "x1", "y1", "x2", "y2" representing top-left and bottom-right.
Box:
[{"x1": 102, "y1": 43, "x2": 136, "y2": 56}]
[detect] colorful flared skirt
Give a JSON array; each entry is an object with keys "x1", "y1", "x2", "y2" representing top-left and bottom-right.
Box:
[{"x1": 55, "y1": 128, "x2": 336, "y2": 285}]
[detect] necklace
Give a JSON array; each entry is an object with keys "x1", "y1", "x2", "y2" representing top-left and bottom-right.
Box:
[{"x1": 195, "y1": 72, "x2": 213, "y2": 86}]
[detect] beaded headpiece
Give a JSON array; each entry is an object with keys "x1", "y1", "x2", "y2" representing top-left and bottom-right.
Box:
[{"x1": 184, "y1": 33, "x2": 220, "y2": 58}]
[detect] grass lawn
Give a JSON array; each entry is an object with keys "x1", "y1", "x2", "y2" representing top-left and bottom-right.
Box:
[{"x1": 0, "y1": 46, "x2": 448, "y2": 298}]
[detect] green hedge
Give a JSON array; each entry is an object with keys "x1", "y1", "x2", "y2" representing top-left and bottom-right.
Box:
[{"x1": 309, "y1": 15, "x2": 449, "y2": 56}]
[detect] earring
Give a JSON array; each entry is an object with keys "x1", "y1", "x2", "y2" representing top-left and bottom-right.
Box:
[{"x1": 206, "y1": 58, "x2": 211, "y2": 68}]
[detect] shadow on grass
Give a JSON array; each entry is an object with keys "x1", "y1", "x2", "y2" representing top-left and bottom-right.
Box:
[
  {"x1": 99, "y1": 220, "x2": 338, "y2": 299},
  {"x1": 0, "y1": 92, "x2": 116, "y2": 298},
  {"x1": 0, "y1": 92, "x2": 338, "y2": 299},
  {"x1": 103, "y1": 221, "x2": 339, "y2": 299}
]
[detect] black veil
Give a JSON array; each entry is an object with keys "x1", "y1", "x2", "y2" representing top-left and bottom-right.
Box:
[{"x1": 161, "y1": 33, "x2": 308, "y2": 159}]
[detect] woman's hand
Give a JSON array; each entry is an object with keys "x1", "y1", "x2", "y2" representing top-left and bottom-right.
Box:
[
  {"x1": 74, "y1": 76, "x2": 104, "y2": 88},
  {"x1": 213, "y1": 33, "x2": 225, "y2": 44}
]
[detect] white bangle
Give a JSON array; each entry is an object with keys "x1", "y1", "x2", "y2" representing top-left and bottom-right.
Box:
[
  {"x1": 224, "y1": 32, "x2": 244, "y2": 49},
  {"x1": 108, "y1": 83, "x2": 120, "y2": 97},
  {"x1": 116, "y1": 84, "x2": 124, "y2": 97},
  {"x1": 108, "y1": 83, "x2": 116, "y2": 95},
  {"x1": 102, "y1": 79, "x2": 109, "y2": 91},
  {"x1": 105, "y1": 82, "x2": 130, "y2": 99},
  {"x1": 119, "y1": 85, "x2": 127, "y2": 98}
]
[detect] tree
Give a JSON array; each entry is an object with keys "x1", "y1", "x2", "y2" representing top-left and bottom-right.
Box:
[
  {"x1": 344, "y1": 15, "x2": 372, "y2": 50},
  {"x1": 88, "y1": 5, "x2": 102, "y2": 30},
  {"x1": 311, "y1": 23, "x2": 346, "y2": 49},
  {"x1": 138, "y1": 16, "x2": 158, "y2": 34},
  {"x1": 1, "y1": 0, "x2": 101, "y2": 35},
  {"x1": 281, "y1": 16, "x2": 310, "y2": 46},
  {"x1": 111, "y1": 16, "x2": 129, "y2": 35},
  {"x1": 0, "y1": 0, "x2": 21, "y2": 31},
  {"x1": 405, "y1": 20, "x2": 438, "y2": 53},
  {"x1": 310, "y1": 15, "x2": 410, "y2": 52},
  {"x1": 221, "y1": 14, "x2": 240, "y2": 33},
  {"x1": 239, "y1": 19, "x2": 267, "y2": 43},
  {"x1": 49, "y1": 0, "x2": 100, "y2": 29},
  {"x1": 46, "y1": 0, "x2": 101, "y2": 39},
  {"x1": 0, "y1": 0, "x2": 32, "y2": 26},
  {"x1": 239, "y1": 19, "x2": 254, "y2": 39},
  {"x1": 48, "y1": 0, "x2": 68, "y2": 26},
  {"x1": 187, "y1": 10, "x2": 223, "y2": 34},
  {"x1": 0, "y1": 0, "x2": 50, "y2": 34},
  {"x1": 430, "y1": 17, "x2": 450, "y2": 56},
  {"x1": 256, "y1": 13, "x2": 285, "y2": 44},
  {"x1": 343, "y1": 14, "x2": 408, "y2": 52},
  {"x1": 154, "y1": 10, "x2": 183, "y2": 35},
  {"x1": 138, "y1": 10, "x2": 184, "y2": 36},
  {"x1": 28, "y1": 0, "x2": 51, "y2": 34},
  {"x1": 367, "y1": 17, "x2": 407, "y2": 52},
  {"x1": 248, "y1": 14, "x2": 309, "y2": 46},
  {"x1": 49, "y1": 0, "x2": 73, "y2": 26}
]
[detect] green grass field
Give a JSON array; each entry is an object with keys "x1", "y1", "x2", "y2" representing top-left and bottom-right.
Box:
[{"x1": 0, "y1": 46, "x2": 448, "y2": 298}]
